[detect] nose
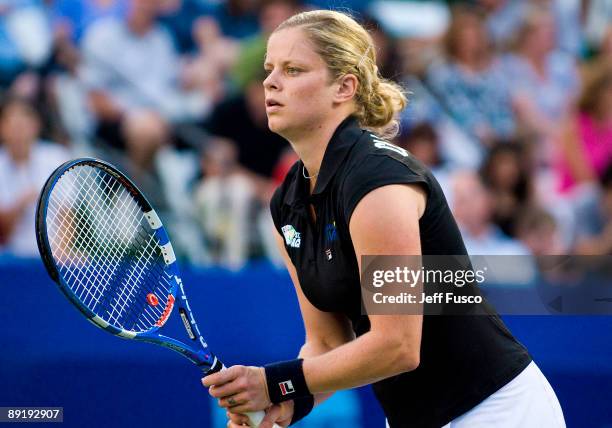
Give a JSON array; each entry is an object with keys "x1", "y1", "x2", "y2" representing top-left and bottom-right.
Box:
[{"x1": 263, "y1": 70, "x2": 280, "y2": 91}]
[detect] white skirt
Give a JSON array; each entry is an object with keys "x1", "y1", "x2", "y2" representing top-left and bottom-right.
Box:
[{"x1": 386, "y1": 361, "x2": 566, "y2": 428}]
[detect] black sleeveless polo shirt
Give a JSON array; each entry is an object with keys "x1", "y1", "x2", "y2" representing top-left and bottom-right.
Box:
[{"x1": 270, "y1": 116, "x2": 531, "y2": 428}]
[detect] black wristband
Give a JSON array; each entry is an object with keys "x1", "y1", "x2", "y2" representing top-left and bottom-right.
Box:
[
  {"x1": 290, "y1": 394, "x2": 314, "y2": 425},
  {"x1": 264, "y1": 359, "x2": 311, "y2": 404}
]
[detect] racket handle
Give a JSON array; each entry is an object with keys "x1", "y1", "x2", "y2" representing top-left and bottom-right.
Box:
[
  {"x1": 207, "y1": 365, "x2": 282, "y2": 428},
  {"x1": 245, "y1": 410, "x2": 278, "y2": 428}
]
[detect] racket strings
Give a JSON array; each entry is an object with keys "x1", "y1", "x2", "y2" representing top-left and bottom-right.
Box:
[
  {"x1": 50, "y1": 166, "x2": 139, "y2": 305},
  {"x1": 46, "y1": 165, "x2": 173, "y2": 333},
  {"x1": 106, "y1": 229, "x2": 166, "y2": 328},
  {"x1": 51, "y1": 166, "x2": 169, "y2": 330},
  {"x1": 49, "y1": 167, "x2": 120, "y2": 306}
]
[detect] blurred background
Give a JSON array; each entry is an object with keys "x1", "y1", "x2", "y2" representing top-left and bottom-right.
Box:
[{"x1": 0, "y1": 0, "x2": 611, "y2": 427}]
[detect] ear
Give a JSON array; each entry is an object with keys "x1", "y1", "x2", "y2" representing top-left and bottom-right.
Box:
[{"x1": 333, "y1": 73, "x2": 358, "y2": 104}]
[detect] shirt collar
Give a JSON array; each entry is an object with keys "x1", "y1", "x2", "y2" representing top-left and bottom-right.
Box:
[{"x1": 283, "y1": 115, "x2": 363, "y2": 207}]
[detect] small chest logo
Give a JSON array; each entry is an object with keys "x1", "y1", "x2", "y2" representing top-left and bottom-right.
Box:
[
  {"x1": 325, "y1": 222, "x2": 338, "y2": 243},
  {"x1": 282, "y1": 225, "x2": 301, "y2": 248},
  {"x1": 324, "y1": 222, "x2": 337, "y2": 261}
]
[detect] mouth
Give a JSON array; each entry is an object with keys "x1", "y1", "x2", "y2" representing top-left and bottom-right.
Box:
[{"x1": 265, "y1": 99, "x2": 283, "y2": 109}]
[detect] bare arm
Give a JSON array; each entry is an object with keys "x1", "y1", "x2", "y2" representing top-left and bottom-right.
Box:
[
  {"x1": 205, "y1": 184, "x2": 426, "y2": 426},
  {"x1": 559, "y1": 115, "x2": 596, "y2": 185},
  {"x1": 88, "y1": 90, "x2": 123, "y2": 122},
  {"x1": 301, "y1": 184, "x2": 425, "y2": 394},
  {"x1": 272, "y1": 231, "x2": 354, "y2": 405},
  {"x1": 0, "y1": 189, "x2": 37, "y2": 242}
]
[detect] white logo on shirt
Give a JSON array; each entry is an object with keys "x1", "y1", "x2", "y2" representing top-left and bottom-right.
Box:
[
  {"x1": 372, "y1": 137, "x2": 409, "y2": 157},
  {"x1": 282, "y1": 225, "x2": 301, "y2": 248}
]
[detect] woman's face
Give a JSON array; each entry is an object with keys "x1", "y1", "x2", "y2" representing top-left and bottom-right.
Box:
[
  {"x1": 454, "y1": 16, "x2": 487, "y2": 61},
  {"x1": 0, "y1": 104, "x2": 39, "y2": 156},
  {"x1": 264, "y1": 27, "x2": 340, "y2": 140},
  {"x1": 523, "y1": 15, "x2": 556, "y2": 54},
  {"x1": 489, "y1": 151, "x2": 520, "y2": 189}
]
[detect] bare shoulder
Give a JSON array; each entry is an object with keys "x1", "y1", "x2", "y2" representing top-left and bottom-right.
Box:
[
  {"x1": 349, "y1": 184, "x2": 425, "y2": 257},
  {"x1": 352, "y1": 184, "x2": 427, "y2": 225}
]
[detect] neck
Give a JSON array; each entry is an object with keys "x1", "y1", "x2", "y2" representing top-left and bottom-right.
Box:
[
  {"x1": 127, "y1": 14, "x2": 152, "y2": 36},
  {"x1": 287, "y1": 113, "x2": 351, "y2": 192},
  {"x1": 7, "y1": 141, "x2": 32, "y2": 164},
  {"x1": 521, "y1": 48, "x2": 546, "y2": 69},
  {"x1": 457, "y1": 52, "x2": 484, "y2": 71},
  {"x1": 128, "y1": 147, "x2": 157, "y2": 170}
]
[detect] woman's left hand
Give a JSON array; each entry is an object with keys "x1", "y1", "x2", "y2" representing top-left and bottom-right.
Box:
[
  {"x1": 202, "y1": 365, "x2": 271, "y2": 414},
  {"x1": 226, "y1": 402, "x2": 294, "y2": 428}
]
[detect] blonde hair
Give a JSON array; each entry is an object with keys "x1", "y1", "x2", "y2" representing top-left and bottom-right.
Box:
[
  {"x1": 511, "y1": 5, "x2": 554, "y2": 52},
  {"x1": 274, "y1": 10, "x2": 407, "y2": 138}
]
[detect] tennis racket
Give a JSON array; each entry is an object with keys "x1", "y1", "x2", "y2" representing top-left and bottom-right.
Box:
[{"x1": 35, "y1": 158, "x2": 278, "y2": 428}]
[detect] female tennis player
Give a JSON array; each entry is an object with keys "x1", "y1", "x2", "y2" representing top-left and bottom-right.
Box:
[{"x1": 203, "y1": 10, "x2": 565, "y2": 428}]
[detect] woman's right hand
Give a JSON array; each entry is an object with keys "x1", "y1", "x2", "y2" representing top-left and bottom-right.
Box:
[{"x1": 226, "y1": 401, "x2": 294, "y2": 428}]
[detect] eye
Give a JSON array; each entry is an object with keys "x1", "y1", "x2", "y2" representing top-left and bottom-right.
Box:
[{"x1": 286, "y1": 67, "x2": 301, "y2": 75}]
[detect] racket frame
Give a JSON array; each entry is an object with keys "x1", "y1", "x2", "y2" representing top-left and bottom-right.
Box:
[{"x1": 35, "y1": 158, "x2": 221, "y2": 373}]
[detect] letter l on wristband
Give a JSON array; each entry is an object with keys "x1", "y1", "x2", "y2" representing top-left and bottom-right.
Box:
[{"x1": 264, "y1": 359, "x2": 311, "y2": 403}]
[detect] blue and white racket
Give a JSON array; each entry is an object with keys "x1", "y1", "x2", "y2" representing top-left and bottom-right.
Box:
[{"x1": 35, "y1": 158, "x2": 276, "y2": 428}]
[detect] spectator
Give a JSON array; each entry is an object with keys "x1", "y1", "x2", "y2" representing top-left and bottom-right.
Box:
[
  {"x1": 557, "y1": 63, "x2": 612, "y2": 193},
  {"x1": 584, "y1": 0, "x2": 612, "y2": 51},
  {"x1": 479, "y1": 0, "x2": 584, "y2": 56},
  {"x1": 195, "y1": 54, "x2": 288, "y2": 268},
  {"x1": 397, "y1": 123, "x2": 442, "y2": 169},
  {"x1": 362, "y1": 14, "x2": 402, "y2": 81},
  {"x1": 451, "y1": 170, "x2": 530, "y2": 255},
  {"x1": 46, "y1": 2, "x2": 130, "y2": 151},
  {"x1": 398, "y1": 28, "x2": 485, "y2": 170},
  {"x1": 501, "y1": 4, "x2": 580, "y2": 162},
  {"x1": 80, "y1": 0, "x2": 207, "y2": 149},
  {"x1": 0, "y1": 0, "x2": 53, "y2": 87},
  {"x1": 203, "y1": 48, "x2": 288, "y2": 183},
  {"x1": 425, "y1": 5, "x2": 516, "y2": 147},
  {"x1": 0, "y1": 96, "x2": 71, "y2": 257},
  {"x1": 575, "y1": 165, "x2": 612, "y2": 255},
  {"x1": 157, "y1": 0, "x2": 212, "y2": 54},
  {"x1": 102, "y1": 109, "x2": 207, "y2": 263},
  {"x1": 0, "y1": 0, "x2": 603, "y2": 269},
  {"x1": 477, "y1": 0, "x2": 525, "y2": 51},
  {"x1": 181, "y1": 16, "x2": 239, "y2": 106},
  {"x1": 194, "y1": 136, "x2": 254, "y2": 268},
  {"x1": 49, "y1": 0, "x2": 128, "y2": 44},
  {"x1": 515, "y1": 205, "x2": 564, "y2": 255},
  {"x1": 210, "y1": 0, "x2": 259, "y2": 39},
  {"x1": 480, "y1": 141, "x2": 533, "y2": 237},
  {"x1": 119, "y1": 110, "x2": 172, "y2": 215},
  {"x1": 582, "y1": 24, "x2": 612, "y2": 90},
  {"x1": 231, "y1": 0, "x2": 301, "y2": 91},
  {"x1": 395, "y1": 122, "x2": 452, "y2": 193},
  {"x1": 48, "y1": 0, "x2": 128, "y2": 76}
]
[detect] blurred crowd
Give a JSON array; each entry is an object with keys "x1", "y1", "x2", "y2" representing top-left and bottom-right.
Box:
[{"x1": 0, "y1": 0, "x2": 610, "y2": 269}]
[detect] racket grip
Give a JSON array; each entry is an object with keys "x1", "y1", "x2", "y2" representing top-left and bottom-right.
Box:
[
  {"x1": 207, "y1": 365, "x2": 282, "y2": 428},
  {"x1": 245, "y1": 410, "x2": 278, "y2": 428}
]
